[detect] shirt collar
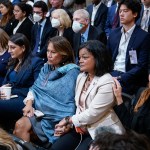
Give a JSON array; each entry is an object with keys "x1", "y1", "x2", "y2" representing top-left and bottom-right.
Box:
[
  {"x1": 82, "y1": 24, "x2": 90, "y2": 39},
  {"x1": 93, "y1": 2, "x2": 101, "y2": 10},
  {"x1": 144, "y1": 5, "x2": 150, "y2": 11},
  {"x1": 121, "y1": 24, "x2": 136, "y2": 36},
  {"x1": 39, "y1": 18, "x2": 46, "y2": 27}
]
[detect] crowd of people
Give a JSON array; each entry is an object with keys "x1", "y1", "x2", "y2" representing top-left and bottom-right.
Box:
[{"x1": 0, "y1": 0, "x2": 150, "y2": 149}]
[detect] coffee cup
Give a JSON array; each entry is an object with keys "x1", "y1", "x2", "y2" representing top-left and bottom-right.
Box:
[{"x1": 0, "y1": 86, "x2": 12, "y2": 100}]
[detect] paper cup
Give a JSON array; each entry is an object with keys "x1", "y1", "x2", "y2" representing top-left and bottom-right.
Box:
[{"x1": 0, "y1": 87, "x2": 12, "y2": 100}]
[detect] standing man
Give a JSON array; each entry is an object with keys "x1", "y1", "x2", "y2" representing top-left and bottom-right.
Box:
[
  {"x1": 31, "y1": 1, "x2": 56, "y2": 61},
  {"x1": 87, "y1": 0, "x2": 108, "y2": 31},
  {"x1": 108, "y1": 0, "x2": 150, "y2": 94},
  {"x1": 72, "y1": 9, "x2": 107, "y2": 63}
]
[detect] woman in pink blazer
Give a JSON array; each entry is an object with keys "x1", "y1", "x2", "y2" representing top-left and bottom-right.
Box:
[{"x1": 51, "y1": 40, "x2": 125, "y2": 150}]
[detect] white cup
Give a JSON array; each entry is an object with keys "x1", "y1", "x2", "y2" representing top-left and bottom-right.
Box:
[{"x1": 0, "y1": 86, "x2": 12, "y2": 100}]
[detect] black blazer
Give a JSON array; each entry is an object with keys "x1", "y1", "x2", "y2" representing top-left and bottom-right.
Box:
[
  {"x1": 31, "y1": 18, "x2": 56, "y2": 60},
  {"x1": 13, "y1": 17, "x2": 33, "y2": 41},
  {"x1": 53, "y1": 27, "x2": 74, "y2": 47},
  {"x1": 73, "y1": 25, "x2": 107, "y2": 59},
  {"x1": 87, "y1": 3, "x2": 108, "y2": 31}
]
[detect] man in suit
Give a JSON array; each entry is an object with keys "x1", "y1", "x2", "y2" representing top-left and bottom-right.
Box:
[
  {"x1": 136, "y1": 0, "x2": 150, "y2": 32},
  {"x1": 87, "y1": 0, "x2": 108, "y2": 31},
  {"x1": 105, "y1": 0, "x2": 121, "y2": 37},
  {"x1": 107, "y1": 0, "x2": 150, "y2": 95},
  {"x1": 72, "y1": 9, "x2": 107, "y2": 63},
  {"x1": 31, "y1": 1, "x2": 56, "y2": 61}
]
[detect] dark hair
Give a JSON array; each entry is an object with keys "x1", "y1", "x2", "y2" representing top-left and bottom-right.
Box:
[
  {"x1": 8, "y1": 33, "x2": 32, "y2": 70},
  {"x1": 15, "y1": 2, "x2": 33, "y2": 17},
  {"x1": 90, "y1": 130, "x2": 150, "y2": 150},
  {"x1": 118, "y1": 0, "x2": 141, "y2": 21},
  {"x1": 79, "y1": 40, "x2": 113, "y2": 76},
  {"x1": 0, "y1": 0, "x2": 14, "y2": 27},
  {"x1": 33, "y1": 1, "x2": 48, "y2": 13},
  {"x1": 47, "y1": 36, "x2": 75, "y2": 65}
]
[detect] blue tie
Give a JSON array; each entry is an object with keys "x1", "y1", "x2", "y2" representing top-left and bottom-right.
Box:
[
  {"x1": 81, "y1": 34, "x2": 85, "y2": 43},
  {"x1": 33, "y1": 24, "x2": 41, "y2": 53}
]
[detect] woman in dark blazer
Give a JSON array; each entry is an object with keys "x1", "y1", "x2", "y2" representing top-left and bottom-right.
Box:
[
  {"x1": 12, "y1": 2, "x2": 33, "y2": 41},
  {"x1": 0, "y1": 33, "x2": 44, "y2": 129},
  {"x1": 0, "y1": 28, "x2": 10, "y2": 86},
  {"x1": 50, "y1": 9, "x2": 74, "y2": 47}
]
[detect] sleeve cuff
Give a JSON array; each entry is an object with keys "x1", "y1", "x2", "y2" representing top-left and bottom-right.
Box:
[
  {"x1": 23, "y1": 91, "x2": 34, "y2": 105},
  {"x1": 72, "y1": 115, "x2": 81, "y2": 127}
]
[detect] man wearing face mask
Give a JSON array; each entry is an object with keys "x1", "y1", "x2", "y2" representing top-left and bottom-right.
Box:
[
  {"x1": 31, "y1": 1, "x2": 56, "y2": 61},
  {"x1": 72, "y1": 9, "x2": 107, "y2": 63}
]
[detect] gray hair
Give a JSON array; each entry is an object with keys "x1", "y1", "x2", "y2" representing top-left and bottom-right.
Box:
[{"x1": 73, "y1": 9, "x2": 90, "y2": 20}]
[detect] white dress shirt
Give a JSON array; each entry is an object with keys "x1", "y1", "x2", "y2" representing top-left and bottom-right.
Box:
[
  {"x1": 114, "y1": 24, "x2": 136, "y2": 72},
  {"x1": 91, "y1": 2, "x2": 101, "y2": 26}
]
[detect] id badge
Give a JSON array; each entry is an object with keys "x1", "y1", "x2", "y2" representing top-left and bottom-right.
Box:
[{"x1": 129, "y1": 50, "x2": 138, "y2": 64}]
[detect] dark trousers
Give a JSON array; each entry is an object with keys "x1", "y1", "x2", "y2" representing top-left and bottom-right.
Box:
[{"x1": 50, "y1": 130, "x2": 92, "y2": 150}]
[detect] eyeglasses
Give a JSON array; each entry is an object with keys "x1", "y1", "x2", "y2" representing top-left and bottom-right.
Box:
[{"x1": 33, "y1": 11, "x2": 43, "y2": 15}]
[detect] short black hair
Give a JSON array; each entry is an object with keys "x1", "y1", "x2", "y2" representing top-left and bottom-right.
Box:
[
  {"x1": 90, "y1": 130, "x2": 150, "y2": 150},
  {"x1": 118, "y1": 0, "x2": 141, "y2": 21},
  {"x1": 33, "y1": 1, "x2": 48, "y2": 13},
  {"x1": 79, "y1": 40, "x2": 113, "y2": 76}
]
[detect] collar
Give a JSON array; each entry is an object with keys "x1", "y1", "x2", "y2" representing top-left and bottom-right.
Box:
[
  {"x1": 82, "y1": 24, "x2": 90, "y2": 39},
  {"x1": 144, "y1": 5, "x2": 150, "y2": 11},
  {"x1": 93, "y1": 2, "x2": 101, "y2": 10},
  {"x1": 19, "y1": 17, "x2": 26, "y2": 23},
  {"x1": 39, "y1": 18, "x2": 46, "y2": 27},
  {"x1": 121, "y1": 24, "x2": 136, "y2": 36}
]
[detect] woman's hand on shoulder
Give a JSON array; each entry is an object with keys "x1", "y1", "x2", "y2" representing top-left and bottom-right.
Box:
[{"x1": 112, "y1": 78, "x2": 123, "y2": 105}]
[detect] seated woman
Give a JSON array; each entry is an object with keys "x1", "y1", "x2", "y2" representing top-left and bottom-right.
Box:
[
  {"x1": 113, "y1": 78, "x2": 150, "y2": 137},
  {"x1": 50, "y1": 9, "x2": 74, "y2": 47},
  {"x1": 13, "y1": 2, "x2": 33, "y2": 41},
  {"x1": 0, "y1": 0, "x2": 15, "y2": 36},
  {"x1": 0, "y1": 28, "x2": 10, "y2": 86},
  {"x1": 50, "y1": 40, "x2": 125, "y2": 150},
  {"x1": 13, "y1": 36, "x2": 80, "y2": 147},
  {"x1": 0, "y1": 33, "x2": 44, "y2": 128}
]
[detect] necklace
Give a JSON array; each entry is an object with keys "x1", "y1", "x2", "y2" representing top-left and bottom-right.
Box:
[{"x1": 83, "y1": 76, "x2": 93, "y2": 91}]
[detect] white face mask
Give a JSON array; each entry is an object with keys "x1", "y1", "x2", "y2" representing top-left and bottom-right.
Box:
[
  {"x1": 33, "y1": 13, "x2": 42, "y2": 22},
  {"x1": 72, "y1": 21, "x2": 84, "y2": 33},
  {"x1": 51, "y1": 18, "x2": 61, "y2": 28}
]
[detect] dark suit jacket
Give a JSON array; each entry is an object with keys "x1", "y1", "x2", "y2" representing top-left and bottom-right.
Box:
[
  {"x1": 0, "y1": 51, "x2": 10, "y2": 86},
  {"x1": 2, "y1": 17, "x2": 16, "y2": 36},
  {"x1": 31, "y1": 18, "x2": 56, "y2": 60},
  {"x1": 13, "y1": 18, "x2": 33, "y2": 41},
  {"x1": 105, "y1": 3, "x2": 118, "y2": 37},
  {"x1": 87, "y1": 3, "x2": 108, "y2": 31},
  {"x1": 73, "y1": 25, "x2": 107, "y2": 60},
  {"x1": 108, "y1": 25, "x2": 150, "y2": 93},
  {"x1": 3, "y1": 56, "x2": 44, "y2": 97},
  {"x1": 53, "y1": 27, "x2": 74, "y2": 47},
  {"x1": 136, "y1": 6, "x2": 150, "y2": 33}
]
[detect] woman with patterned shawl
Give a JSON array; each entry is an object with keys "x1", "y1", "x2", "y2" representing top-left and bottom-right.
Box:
[{"x1": 13, "y1": 36, "x2": 80, "y2": 147}]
